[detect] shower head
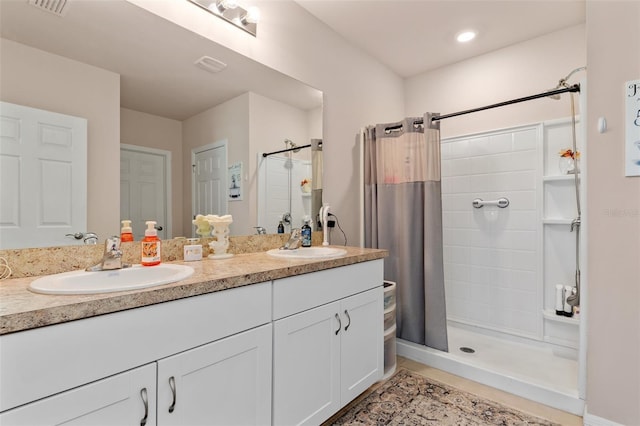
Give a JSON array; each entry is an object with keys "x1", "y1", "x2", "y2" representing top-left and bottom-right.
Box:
[
  {"x1": 547, "y1": 66, "x2": 587, "y2": 100},
  {"x1": 284, "y1": 139, "x2": 301, "y2": 153}
]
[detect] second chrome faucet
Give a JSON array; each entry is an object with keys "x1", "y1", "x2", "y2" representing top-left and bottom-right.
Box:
[{"x1": 280, "y1": 228, "x2": 302, "y2": 250}]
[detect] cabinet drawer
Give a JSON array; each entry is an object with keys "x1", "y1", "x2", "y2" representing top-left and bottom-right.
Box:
[{"x1": 273, "y1": 260, "x2": 383, "y2": 320}]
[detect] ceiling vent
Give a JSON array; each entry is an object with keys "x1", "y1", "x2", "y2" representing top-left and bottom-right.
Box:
[
  {"x1": 28, "y1": 0, "x2": 70, "y2": 17},
  {"x1": 194, "y1": 56, "x2": 227, "y2": 74}
]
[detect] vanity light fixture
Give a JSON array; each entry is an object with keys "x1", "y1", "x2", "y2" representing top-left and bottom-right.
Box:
[
  {"x1": 456, "y1": 30, "x2": 477, "y2": 43},
  {"x1": 187, "y1": 0, "x2": 259, "y2": 37}
]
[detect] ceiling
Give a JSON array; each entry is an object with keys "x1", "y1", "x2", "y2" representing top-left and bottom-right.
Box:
[
  {"x1": 1, "y1": 0, "x2": 586, "y2": 120},
  {"x1": 294, "y1": 0, "x2": 586, "y2": 78}
]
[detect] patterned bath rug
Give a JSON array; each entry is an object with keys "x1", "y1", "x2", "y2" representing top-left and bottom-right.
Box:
[{"x1": 326, "y1": 368, "x2": 560, "y2": 425}]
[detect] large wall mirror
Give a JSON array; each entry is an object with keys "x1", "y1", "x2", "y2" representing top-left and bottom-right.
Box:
[{"x1": 0, "y1": 0, "x2": 323, "y2": 249}]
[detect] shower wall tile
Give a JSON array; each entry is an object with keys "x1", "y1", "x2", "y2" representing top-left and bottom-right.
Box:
[
  {"x1": 442, "y1": 126, "x2": 540, "y2": 339},
  {"x1": 513, "y1": 129, "x2": 538, "y2": 151}
]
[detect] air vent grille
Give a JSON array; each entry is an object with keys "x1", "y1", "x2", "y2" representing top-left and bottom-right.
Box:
[
  {"x1": 194, "y1": 56, "x2": 227, "y2": 74},
  {"x1": 28, "y1": 0, "x2": 70, "y2": 16}
]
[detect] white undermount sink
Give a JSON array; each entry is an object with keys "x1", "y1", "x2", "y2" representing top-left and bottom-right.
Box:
[
  {"x1": 28, "y1": 264, "x2": 195, "y2": 295},
  {"x1": 266, "y1": 247, "x2": 347, "y2": 259}
]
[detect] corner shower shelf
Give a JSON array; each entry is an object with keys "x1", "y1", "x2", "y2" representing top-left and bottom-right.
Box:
[
  {"x1": 542, "y1": 219, "x2": 573, "y2": 225},
  {"x1": 542, "y1": 309, "x2": 580, "y2": 326},
  {"x1": 543, "y1": 174, "x2": 580, "y2": 182}
]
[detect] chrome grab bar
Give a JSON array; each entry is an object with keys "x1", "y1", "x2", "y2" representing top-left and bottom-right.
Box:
[{"x1": 472, "y1": 197, "x2": 509, "y2": 209}]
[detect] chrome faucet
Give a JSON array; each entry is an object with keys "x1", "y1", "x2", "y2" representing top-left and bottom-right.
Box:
[
  {"x1": 254, "y1": 226, "x2": 267, "y2": 235},
  {"x1": 280, "y1": 228, "x2": 302, "y2": 250},
  {"x1": 86, "y1": 236, "x2": 131, "y2": 272}
]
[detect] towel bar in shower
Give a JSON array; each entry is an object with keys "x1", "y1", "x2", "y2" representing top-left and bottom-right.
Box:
[{"x1": 472, "y1": 198, "x2": 510, "y2": 209}]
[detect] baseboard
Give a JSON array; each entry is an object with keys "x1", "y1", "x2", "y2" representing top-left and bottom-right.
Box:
[{"x1": 583, "y1": 408, "x2": 624, "y2": 426}]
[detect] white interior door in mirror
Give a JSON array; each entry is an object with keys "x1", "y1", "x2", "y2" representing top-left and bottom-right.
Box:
[
  {"x1": 0, "y1": 102, "x2": 87, "y2": 249},
  {"x1": 192, "y1": 141, "x2": 228, "y2": 234},
  {"x1": 120, "y1": 145, "x2": 171, "y2": 240}
]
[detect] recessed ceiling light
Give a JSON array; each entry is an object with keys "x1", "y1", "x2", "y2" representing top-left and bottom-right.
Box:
[{"x1": 456, "y1": 30, "x2": 477, "y2": 43}]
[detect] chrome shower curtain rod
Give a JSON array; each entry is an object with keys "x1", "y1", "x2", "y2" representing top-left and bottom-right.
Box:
[
  {"x1": 385, "y1": 83, "x2": 580, "y2": 131},
  {"x1": 262, "y1": 144, "x2": 311, "y2": 157}
]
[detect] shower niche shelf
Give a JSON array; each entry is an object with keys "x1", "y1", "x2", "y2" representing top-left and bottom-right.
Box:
[
  {"x1": 543, "y1": 174, "x2": 580, "y2": 182},
  {"x1": 540, "y1": 118, "x2": 583, "y2": 350},
  {"x1": 542, "y1": 309, "x2": 579, "y2": 326},
  {"x1": 542, "y1": 219, "x2": 573, "y2": 225}
]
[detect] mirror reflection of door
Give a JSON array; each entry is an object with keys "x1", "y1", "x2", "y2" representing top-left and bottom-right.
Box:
[
  {"x1": 120, "y1": 145, "x2": 170, "y2": 240},
  {"x1": 192, "y1": 141, "x2": 228, "y2": 236},
  {"x1": 0, "y1": 102, "x2": 87, "y2": 249}
]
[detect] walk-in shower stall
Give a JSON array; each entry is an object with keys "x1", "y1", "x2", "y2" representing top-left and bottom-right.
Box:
[{"x1": 361, "y1": 75, "x2": 586, "y2": 414}]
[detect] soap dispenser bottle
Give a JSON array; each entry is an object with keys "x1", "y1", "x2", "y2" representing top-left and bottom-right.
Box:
[
  {"x1": 277, "y1": 221, "x2": 285, "y2": 234},
  {"x1": 301, "y1": 216, "x2": 312, "y2": 247},
  {"x1": 141, "y1": 220, "x2": 161, "y2": 266},
  {"x1": 120, "y1": 220, "x2": 134, "y2": 242}
]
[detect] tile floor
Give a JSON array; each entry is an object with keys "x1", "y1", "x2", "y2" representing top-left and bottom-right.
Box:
[{"x1": 398, "y1": 356, "x2": 583, "y2": 426}]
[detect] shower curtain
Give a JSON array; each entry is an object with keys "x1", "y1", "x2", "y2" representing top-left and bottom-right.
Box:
[{"x1": 363, "y1": 114, "x2": 448, "y2": 352}]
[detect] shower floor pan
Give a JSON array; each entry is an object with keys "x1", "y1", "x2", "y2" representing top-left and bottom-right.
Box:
[{"x1": 396, "y1": 324, "x2": 583, "y2": 415}]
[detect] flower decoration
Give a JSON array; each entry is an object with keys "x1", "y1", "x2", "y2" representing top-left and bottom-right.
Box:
[
  {"x1": 559, "y1": 149, "x2": 580, "y2": 159},
  {"x1": 300, "y1": 178, "x2": 311, "y2": 187}
]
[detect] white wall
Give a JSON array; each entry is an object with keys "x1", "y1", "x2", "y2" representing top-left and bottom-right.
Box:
[
  {"x1": 405, "y1": 25, "x2": 586, "y2": 140},
  {"x1": 120, "y1": 108, "x2": 184, "y2": 236},
  {"x1": 0, "y1": 38, "x2": 121, "y2": 241},
  {"x1": 585, "y1": 2, "x2": 640, "y2": 424}
]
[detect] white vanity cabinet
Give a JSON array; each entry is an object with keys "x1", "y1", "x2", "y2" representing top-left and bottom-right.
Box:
[
  {"x1": 0, "y1": 282, "x2": 272, "y2": 426},
  {"x1": 272, "y1": 259, "x2": 384, "y2": 426},
  {"x1": 0, "y1": 256, "x2": 386, "y2": 426}
]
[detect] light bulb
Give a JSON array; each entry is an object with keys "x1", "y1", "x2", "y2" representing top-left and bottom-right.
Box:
[
  {"x1": 241, "y1": 6, "x2": 260, "y2": 24},
  {"x1": 216, "y1": 0, "x2": 238, "y2": 12}
]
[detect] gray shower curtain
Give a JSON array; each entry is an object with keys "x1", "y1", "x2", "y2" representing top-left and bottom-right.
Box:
[{"x1": 363, "y1": 113, "x2": 448, "y2": 352}]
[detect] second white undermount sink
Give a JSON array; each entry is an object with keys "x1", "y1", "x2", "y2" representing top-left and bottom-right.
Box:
[
  {"x1": 29, "y1": 264, "x2": 195, "y2": 295},
  {"x1": 266, "y1": 247, "x2": 347, "y2": 259}
]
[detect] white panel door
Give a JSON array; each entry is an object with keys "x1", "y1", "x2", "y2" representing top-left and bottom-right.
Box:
[
  {"x1": 192, "y1": 142, "x2": 227, "y2": 224},
  {"x1": 157, "y1": 324, "x2": 272, "y2": 426},
  {"x1": 273, "y1": 301, "x2": 341, "y2": 426},
  {"x1": 0, "y1": 102, "x2": 87, "y2": 249},
  {"x1": 121, "y1": 146, "x2": 169, "y2": 240},
  {"x1": 0, "y1": 363, "x2": 156, "y2": 426}
]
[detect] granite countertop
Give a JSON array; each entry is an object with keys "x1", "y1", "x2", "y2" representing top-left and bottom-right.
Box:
[{"x1": 0, "y1": 246, "x2": 387, "y2": 335}]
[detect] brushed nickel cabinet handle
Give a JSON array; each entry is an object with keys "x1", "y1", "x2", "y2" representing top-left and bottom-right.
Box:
[
  {"x1": 344, "y1": 309, "x2": 351, "y2": 331},
  {"x1": 140, "y1": 388, "x2": 148, "y2": 426},
  {"x1": 168, "y1": 376, "x2": 176, "y2": 413}
]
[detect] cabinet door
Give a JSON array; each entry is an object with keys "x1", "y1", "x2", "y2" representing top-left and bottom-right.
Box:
[
  {"x1": 273, "y1": 301, "x2": 341, "y2": 426},
  {"x1": 0, "y1": 363, "x2": 156, "y2": 426},
  {"x1": 157, "y1": 324, "x2": 272, "y2": 426},
  {"x1": 340, "y1": 287, "x2": 384, "y2": 403}
]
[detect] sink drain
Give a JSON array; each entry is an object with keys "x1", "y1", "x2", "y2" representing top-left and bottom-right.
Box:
[{"x1": 459, "y1": 346, "x2": 475, "y2": 354}]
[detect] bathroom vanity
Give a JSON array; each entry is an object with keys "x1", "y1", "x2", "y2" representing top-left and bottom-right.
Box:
[{"x1": 0, "y1": 247, "x2": 386, "y2": 425}]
